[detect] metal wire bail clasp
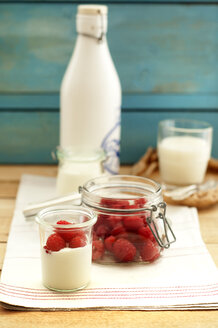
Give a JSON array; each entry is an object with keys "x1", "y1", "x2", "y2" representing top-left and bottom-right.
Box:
[{"x1": 146, "y1": 202, "x2": 176, "y2": 249}]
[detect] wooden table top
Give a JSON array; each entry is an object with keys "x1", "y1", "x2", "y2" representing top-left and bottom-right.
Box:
[{"x1": 0, "y1": 165, "x2": 218, "y2": 328}]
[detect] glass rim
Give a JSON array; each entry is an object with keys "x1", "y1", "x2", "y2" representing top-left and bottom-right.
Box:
[
  {"x1": 55, "y1": 146, "x2": 106, "y2": 163},
  {"x1": 159, "y1": 119, "x2": 213, "y2": 134},
  {"x1": 35, "y1": 205, "x2": 97, "y2": 229}
]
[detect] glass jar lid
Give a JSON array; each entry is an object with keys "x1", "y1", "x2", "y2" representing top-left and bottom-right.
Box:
[{"x1": 80, "y1": 175, "x2": 162, "y2": 212}]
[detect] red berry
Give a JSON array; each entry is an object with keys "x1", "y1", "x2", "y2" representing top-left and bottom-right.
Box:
[
  {"x1": 112, "y1": 199, "x2": 130, "y2": 209},
  {"x1": 112, "y1": 238, "x2": 136, "y2": 262},
  {"x1": 100, "y1": 198, "x2": 130, "y2": 209},
  {"x1": 56, "y1": 220, "x2": 86, "y2": 243},
  {"x1": 95, "y1": 224, "x2": 110, "y2": 238},
  {"x1": 111, "y1": 223, "x2": 126, "y2": 236},
  {"x1": 134, "y1": 198, "x2": 147, "y2": 208},
  {"x1": 139, "y1": 239, "x2": 160, "y2": 262},
  {"x1": 123, "y1": 216, "x2": 144, "y2": 232},
  {"x1": 46, "y1": 233, "x2": 66, "y2": 252},
  {"x1": 107, "y1": 215, "x2": 123, "y2": 228},
  {"x1": 56, "y1": 220, "x2": 74, "y2": 242},
  {"x1": 56, "y1": 220, "x2": 70, "y2": 225},
  {"x1": 138, "y1": 226, "x2": 155, "y2": 242},
  {"x1": 92, "y1": 240, "x2": 104, "y2": 261},
  {"x1": 125, "y1": 232, "x2": 145, "y2": 247},
  {"x1": 69, "y1": 235, "x2": 86, "y2": 248},
  {"x1": 93, "y1": 231, "x2": 98, "y2": 240},
  {"x1": 94, "y1": 214, "x2": 106, "y2": 229},
  {"x1": 104, "y1": 235, "x2": 116, "y2": 252}
]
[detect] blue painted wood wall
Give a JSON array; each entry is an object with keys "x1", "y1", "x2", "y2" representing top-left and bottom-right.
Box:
[{"x1": 0, "y1": 1, "x2": 218, "y2": 164}]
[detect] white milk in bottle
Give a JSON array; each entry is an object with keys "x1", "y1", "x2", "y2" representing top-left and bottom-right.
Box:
[{"x1": 60, "y1": 5, "x2": 121, "y2": 175}]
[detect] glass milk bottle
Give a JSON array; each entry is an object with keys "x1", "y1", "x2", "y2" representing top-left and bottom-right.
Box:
[{"x1": 60, "y1": 4, "x2": 122, "y2": 175}]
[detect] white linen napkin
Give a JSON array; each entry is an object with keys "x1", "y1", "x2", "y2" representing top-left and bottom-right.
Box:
[{"x1": 0, "y1": 174, "x2": 217, "y2": 310}]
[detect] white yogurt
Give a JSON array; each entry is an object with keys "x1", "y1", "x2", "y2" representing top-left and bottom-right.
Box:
[
  {"x1": 158, "y1": 136, "x2": 210, "y2": 185},
  {"x1": 41, "y1": 244, "x2": 92, "y2": 291},
  {"x1": 56, "y1": 161, "x2": 102, "y2": 195}
]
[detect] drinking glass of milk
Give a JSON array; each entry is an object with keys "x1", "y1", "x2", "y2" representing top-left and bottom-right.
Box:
[
  {"x1": 157, "y1": 119, "x2": 213, "y2": 186},
  {"x1": 56, "y1": 147, "x2": 105, "y2": 195}
]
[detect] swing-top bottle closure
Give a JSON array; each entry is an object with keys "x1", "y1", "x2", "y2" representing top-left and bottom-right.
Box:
[{"x1": 77, "y1": 4, "x2": 108, "y2": 43}]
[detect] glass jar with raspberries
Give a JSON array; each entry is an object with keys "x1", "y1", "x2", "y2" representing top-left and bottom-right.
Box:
[{"x1": 79, "y1": 175, "x2": 176, "y2": 264}]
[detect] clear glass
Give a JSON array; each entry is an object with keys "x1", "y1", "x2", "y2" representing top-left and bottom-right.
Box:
[
  {"x1": 56, "y1": 147, "x2": 105, "y2": 195},
  {"x1": 80, "y1": 175, "x2": 170, "y2": 264},
  {"x1": 157, "y1": 119, "x2": 213, "y2": 186},
  {"x1": 35, "y1": 205, "x2": 97, "y2": 292}
]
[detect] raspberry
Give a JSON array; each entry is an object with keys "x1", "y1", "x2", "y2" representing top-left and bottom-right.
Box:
[
  {"x1": 100, "y1": 197, "x2": 147, "y2": 210},
  {"x1": 134, "y1": 198, "x2": 147, "y2": 208},
  {"x1": 112, "y1": 238, "x2": 136, "y2": 262},
  {"x1": 111, "y1": 199, "x2": 130, "y2": 209},
  {"x1": 56, "y1": 220, "x2": 70, "y2": 225},
  {"x1": 139, "y1": 239, "x2": 160, "y2": 262},
  {"x1": 94, "y1": 214, "x2": 106, "y2": 229},
  {"x1": 69, "y1": 235, "x2": 86, "y2": 248},
  {"x1": 93, "y1": 231, "x2": 99, "y2": 241},
  {"x1": 95, "y1": 224, "x2": 111, "y2": 238},
  {"x1": 56, "y1": 220, "x2": 86, "y2": 243},
  {"x1": 111, "y1": 223, "x2": 126, "y2": 236},
  {"x1": 104, "y1": 235, "x2": 116, "y2": 252},
  {"x1": 115, "y1": 232, "x2": 129, "y2": 240},
  {"x1": 93, "y1": 231, "x2": 98, "y2": 240},
  {"x1": 100, "y1": 198, "x2": 130, "y2": 209},
  {"x1": 125, "y1": 232, "x2": 145, "y2": 247},
  {"x1": 138, "y1": 226, "x2": 156, "y2": 242},
  {"x1": 56, "y1": 220, "x2": 74, "y2": 242},
  {"x1": 123, "y1": 216, "x2": 144, "y2": 232},
  {"x1": 92, "y1": 240, "x2": 104, "y2": 261},
  {"x1": 107, "y1": 215, "x2": 123, "y2": 228},
  {"x1": 46, "y1": 233, "x2": 66, "y2": 252}
]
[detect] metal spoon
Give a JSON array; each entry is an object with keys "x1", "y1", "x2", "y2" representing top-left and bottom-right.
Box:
[
  {"x1": 23, "y1": 192, "x2": 82, "y2": 219},
  {"x1": 163, "y1": 180, "x2": 218, "y2": 201}
]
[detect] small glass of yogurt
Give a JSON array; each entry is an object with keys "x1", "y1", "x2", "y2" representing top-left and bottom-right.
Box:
[
  {"x1": 36, "y1": 205, "x2": 97, "y2": 292},
  {"x1": 56, "y1": 147, "x2": 105, "y2": 195},
  {"x1": 157, "y1": 119, "x2": 213, "y2": 187}
]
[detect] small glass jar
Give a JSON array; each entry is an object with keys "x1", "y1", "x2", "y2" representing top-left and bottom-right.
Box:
[
  {"x1": 79, "y1": 175, "x2": 176, "y2": 264},
  {"x1": 36, "y1": 205, "x2": 97, "y2": 292},
  {"x1": 56, "y1": 147, "x2": 105, "y2": 195}
]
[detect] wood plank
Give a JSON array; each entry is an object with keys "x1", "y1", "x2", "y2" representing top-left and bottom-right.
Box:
[
  {"x1": 0, "y1": 199, "x2": 15, "y2": 218},
  {"x1": 0, "y1": 217, "x2": 12, "y2": 242},
  {"x1": 5, "y1": 1, "x2": 218, "y2": 3},
  {"x1": 0, "y1": 243, "x2": 6, "y2": 271},
  {"x1": 0, "y1": 165, "x2": 57, "y2": 182},
  {"x1": 0, "y1": 306, "x2": 218, "y2": 328},
  {"x1": 0, "y1": 111, "x2": 218, "y2": 164},
  {"x1": 198, "y1": 205, "x2": 218, "y2": 244},
  {"x1": 1, "y1": 94, "x2": 218, "y2": 111},
  {"x1": 0, "y1": 182, "x2": 18, "y2": 199},
  {"x1": 0, "y1": 112, "x2": 59, "y2": 164},
  {"x1": 0, "y1": 3, "x2": 217, "y2": 95},
  {"x1": 206, "y1": 244, "x2": 218, "y2": 267}
]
